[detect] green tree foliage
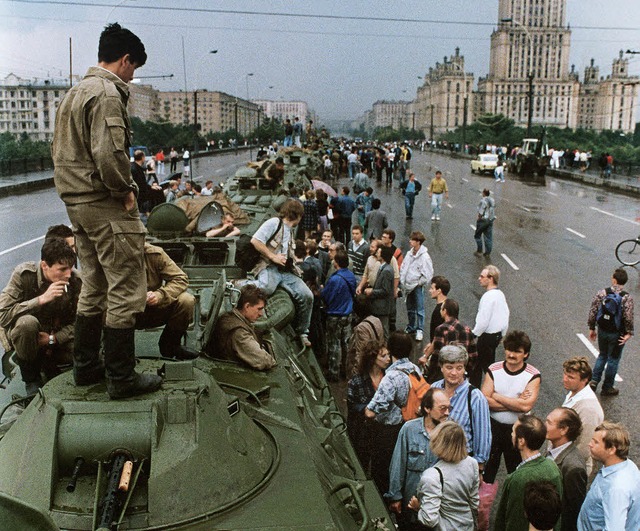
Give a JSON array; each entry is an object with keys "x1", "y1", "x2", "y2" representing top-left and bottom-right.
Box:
[
  {"x1": 0, "y1": 132, "x2": 52, "y2": 160},
  {"x1": 373, "y1": 126, "x2": 425, "y2": 143}
]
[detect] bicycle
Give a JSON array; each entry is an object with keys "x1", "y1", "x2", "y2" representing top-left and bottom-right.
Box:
[{"x1": 615, "y1": 235, "x2": 640, "y2": 266}]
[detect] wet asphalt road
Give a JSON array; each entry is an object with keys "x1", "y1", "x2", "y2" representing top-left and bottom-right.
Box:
[{"x1": 1, "y1": 148, "x2": 639, "y2": 464}]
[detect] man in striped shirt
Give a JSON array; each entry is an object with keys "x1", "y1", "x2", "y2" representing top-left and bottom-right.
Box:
[
  {"x1": 347, "y1": 225, "x2": 369, "y2": 281},
  {"x1": 431, "y1": 344, "x2": 492, "y2": 469}
]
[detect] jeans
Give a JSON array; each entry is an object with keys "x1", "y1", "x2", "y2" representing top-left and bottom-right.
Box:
[
  {"x1": 404, "y1": 192, "x2": 416, "y2": 217},
  {"x1": 405, "y1": 286, "x2": 424, "y2": 333},
  {"x1": 348, "y1": 162, "x2": 357, "y2": 180},
  {"x1": 431, "y1": 193, "x2": 443, "y2": 217},
  {"x1": 592, "y1": 328, "x2": 624, "y2": 389},
  {"x1": 474, "y1": 218, "x2": 494, "y2": 254},
  {"x1": 252, "y1": 266, "x2": 313, "y2": 335},
  {"x1": 326, "y1": 315, "x2": 352, "y2": 378},
  {"x1": 283, "y1": 135, "x2": 293, "y2": 147}
]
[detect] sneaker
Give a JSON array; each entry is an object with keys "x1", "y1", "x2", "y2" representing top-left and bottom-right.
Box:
[
  {"x1": 404, "y1": 326, "x2": 413, "y2": 334},
  {"x1": 483, "y1": 252, "x2": 491, "y2": 257},
  {"x1": 589, "y1": 381, "x2": 598, "y2": 392},
  {"x1": 601, "y1": 387, "x2": 619, "y2": 396},
  {"x1": 415, "y1": 330, "x2": 424, "y2": 341},
  {"x1": 474, "y1": 251, "x2": 483, "y2": 256},
  {"x1": 431, "y1": 215, "x2": 436, "y2": 221},
  {"x1": 435, "y1": 216, "x2": 440, "y2": 221}
]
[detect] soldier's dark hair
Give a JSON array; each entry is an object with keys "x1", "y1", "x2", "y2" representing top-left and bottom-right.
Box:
[
  {"x1": 294, "y1": 240, "x2": 306, "y2": 260},
  {"x1": 431, "y1": 275, "x2": 451, "y2": 295},
  {"x1": 98, "y1": 23, "x2": 147, "y2": 66},
  {"x1": 523, "y1": 481, "x2": 562, "y2": 530},
  {"x1": 371, "y1": 198, "x2": 381, "y2": 209},
  {"x1": 45, "y1": 224, "x2": 73, "y2": 241},
  {"x1": 41, "y1": 237, "x2": 76, "y2": 267},
  {"x1": 236, "y1": 285, "x2": 268, "y2": 309}
]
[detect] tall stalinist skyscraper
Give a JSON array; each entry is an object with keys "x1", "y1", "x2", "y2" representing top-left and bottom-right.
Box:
[{"x1": 476, "y1": 0, "x2": 581, "y2": 129}]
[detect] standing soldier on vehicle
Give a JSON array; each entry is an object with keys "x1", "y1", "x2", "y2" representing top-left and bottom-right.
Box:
[{"x1": 51, "y1": 23, "x2": 162, "y2": 399}]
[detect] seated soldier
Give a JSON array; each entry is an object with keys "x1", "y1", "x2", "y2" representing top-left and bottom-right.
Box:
[
  {"x1": 135, "y1": 243, "x2": 198, "y2": 360},
  {"x1": 206, "y1": 211, "x2": 241, "y2": 238},
  {"x1": 45, "y1": 224, "x2": 76, "y2": 254},
  {"x1": 212, "y1": 285, "x2": 276, "y2": 370},
  {"x1": 263, "y1": 156, "x2": 285, "y2": 190},
  {"x1": 0, "y1": 238, "x2": 81, "y2": 394}
]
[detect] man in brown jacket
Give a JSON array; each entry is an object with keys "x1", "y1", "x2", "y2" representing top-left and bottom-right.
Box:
[
  {"x1": 212, "y1": 285, "x2": 275, "y2": 370},
  {"x1": 135, "y1": 243, "x2": 198, "y2": 360},
  {"x1": 51, "y1": 23, "x2": 160, "y2": 398}
]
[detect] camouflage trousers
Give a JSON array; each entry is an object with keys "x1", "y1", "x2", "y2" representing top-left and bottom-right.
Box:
[{"x1": 326, "y1": 315, "x2": 352, "y2": 379}]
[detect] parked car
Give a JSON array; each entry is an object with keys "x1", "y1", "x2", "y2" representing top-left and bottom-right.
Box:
[{"x1": 471, "y1": 153, "x2": 499, "y2": 174}]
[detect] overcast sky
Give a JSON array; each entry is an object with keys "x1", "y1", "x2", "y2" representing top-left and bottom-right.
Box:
[{"x1": 2, "y1": 0, "x2": 640, "y2": 121}]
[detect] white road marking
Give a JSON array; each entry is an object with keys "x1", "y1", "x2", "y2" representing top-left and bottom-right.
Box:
[
  {"x1": 446, "y1": 203, "x2": 453, "y2": 209},
  {"x1": 576, "y1": 333, "x2": 623, "y2": 382},
  {"x1": 590, "y1": 207, "x2": 640, "y2": 226},
  {"x1": 470, "y1": 224, "x2": 476, "y2": 230},
  {"x1": 519, "y1": 205, "x2": 531, "y2": 212},
  {"x1": 566, "y1": 227, "x2": 586, "y2": 239},
  {"x1": 501, "y1": 253, "x2": 520, "y2": 270},
  {"x1": 546, "y1": 191, "x2": 558, "y2": 196},
  {"x1": 0, "y1": 235, "x2": 45, "y2": 257},
  {"x1": 462, "y1": 178, "x2": 469, "y2": 182}
]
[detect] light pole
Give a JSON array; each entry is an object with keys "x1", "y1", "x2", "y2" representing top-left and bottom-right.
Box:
[{"x1": 502, "y1": 17, "x2": 534, "y2": 136}]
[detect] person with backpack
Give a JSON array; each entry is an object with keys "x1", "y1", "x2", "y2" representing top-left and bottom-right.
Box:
[
  {"x1": 365, "y1": 331, "x2": 425, "y2": 497},
  {"x1": 587, "y1": 268, "x2": 634, "y2": 396},
  {"x1": 430, "y1": 344, "x2": 492, "y2": 471}
]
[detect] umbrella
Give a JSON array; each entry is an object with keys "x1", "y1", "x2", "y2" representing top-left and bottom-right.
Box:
[{"x1": 311, "y1": 180, "x2": 338, "y2": 197}]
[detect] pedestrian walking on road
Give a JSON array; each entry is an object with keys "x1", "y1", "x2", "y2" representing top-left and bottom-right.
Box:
[
  {"x1": 587, "y1": 268, "x2": 634, "y2": 396},
  {"x1": 428, "y1": 171, "x2": 448, "y2": 221},
  {"x1": 169, "y1": 147, "x2": 178, "y2": 173},
  {"x1": 399, "y1": 171, "x2": 422, "y2": 219},
  {"x1": 474, "y1": 188, "x2": 495, "y2": 257}
]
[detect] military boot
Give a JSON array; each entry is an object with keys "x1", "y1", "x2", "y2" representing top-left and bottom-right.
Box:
[
  {"x1": 103, "y1": 327, "x2": 162, "y2": 400},
  {"x1": 16, "y1": 357, "x2": 42, "y2": 395},
  {"x1": 73, "y1": 314, "x2": 105, "y2": 386},
  {"x1": 158, "y1": 328, "x2": 200, "y2": 360}
]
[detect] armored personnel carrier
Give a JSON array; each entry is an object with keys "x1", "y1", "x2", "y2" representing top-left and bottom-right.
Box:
[{"x1": 0, "y1": 149, "x2": 393, "y2": 530}]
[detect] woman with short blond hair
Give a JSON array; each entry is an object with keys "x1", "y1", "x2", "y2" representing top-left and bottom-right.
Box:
[{"x1": 409, "y1": 421, "x2": 479, "y2": 530}]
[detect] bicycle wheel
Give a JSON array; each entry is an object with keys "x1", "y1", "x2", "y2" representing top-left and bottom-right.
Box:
[{"x1": 615, "y1": 239, "x2": 640, "y2": 266}]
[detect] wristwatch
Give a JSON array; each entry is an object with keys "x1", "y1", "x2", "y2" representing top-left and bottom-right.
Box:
[{"x1": 48, "y1": 334, "x2": 55, "y2": 346}]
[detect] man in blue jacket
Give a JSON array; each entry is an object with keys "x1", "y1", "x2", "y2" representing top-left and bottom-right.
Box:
[{"x1": 321, "y1": 249, "x2": 357, "y2": 382}]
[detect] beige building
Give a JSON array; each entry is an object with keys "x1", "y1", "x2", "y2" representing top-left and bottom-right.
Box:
[
  {"x1": 415, "y1": 48, "x2": 474, "y2": 138},
  {"x1": 157, "y1": 90, "x2": 261, "y2": 136},
  {"x1": 128, "y1": 83, "x2": 160, "y2": 122},
  {"x1": 577, "y1": 53, "x2": 639, "y2": 132},
  {"x1": 475, "y1": 0, "x2": 637, "y2": 133},
  {"x1": 252, "y1": 100, "x2": 309, "y2": 124},
  {"x1": 0, "y1": 73, "x2": 71, "y2": 142},
  {"x1": 369, "y1": 100, "x2": 412, "y2": 131}
]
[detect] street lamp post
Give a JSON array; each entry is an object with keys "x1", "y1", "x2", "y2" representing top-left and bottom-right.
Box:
[{"x1": 502, "y1": 17, "x2": 534, "y2": 136}]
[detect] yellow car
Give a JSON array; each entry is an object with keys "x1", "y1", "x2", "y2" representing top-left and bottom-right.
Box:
[{"x1": 471, "y1": 153, "x2": 499, "y2": 174}]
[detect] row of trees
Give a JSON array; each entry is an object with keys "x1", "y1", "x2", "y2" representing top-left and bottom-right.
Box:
[{"x1": 440, "y1": 114, "x2": 640, "y2": 166}]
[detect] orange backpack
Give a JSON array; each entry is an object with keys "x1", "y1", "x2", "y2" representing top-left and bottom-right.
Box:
[{"x1": 399, "y1": 369, "x2": 430, "y2": 421}]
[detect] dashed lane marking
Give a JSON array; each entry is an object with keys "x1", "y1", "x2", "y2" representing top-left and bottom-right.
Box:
[
  {"x1": 470, "y1": 224, "x2": 476, "y2": 230},
  {"x1": 576, "y1": 333, "x2": 623, "y2": 382},
  {"x1": 0, "y1": 235, "x2": 45, "y2": 257},
  {"x1": 590, "y1": 207, "x2": 640, "y2": 226},
  {"x1": 518, "y1": 205, "x2": 531, "y2": 212},
  {"x1": 462, "y1": 178, "x2": 469, "y2": 182},
  {"x1": 446, "y1": 203, "x2": 453, "y2": 209},
  {"x1": 566, "y1": 227, "x2": 586, "y2": 239},
  {"x1": 546, "y1": 191, "x2": 558, "y2": 196},
  {"x1": 501, "y1": 253, "x2": 520, "y2": 271}
]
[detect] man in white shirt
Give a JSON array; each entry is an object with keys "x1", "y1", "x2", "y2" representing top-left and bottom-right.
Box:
[
  {"x1": 471, "y1": 265, "x2": 509, "y2": 387},
  {"x1": 561, "y1": 356, "x2": 604, "y2": 476}
]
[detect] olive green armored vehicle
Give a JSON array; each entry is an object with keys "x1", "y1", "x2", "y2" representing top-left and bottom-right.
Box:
[{"x1": 0, "y1": 150, "x2": 392, "y2": 530}]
